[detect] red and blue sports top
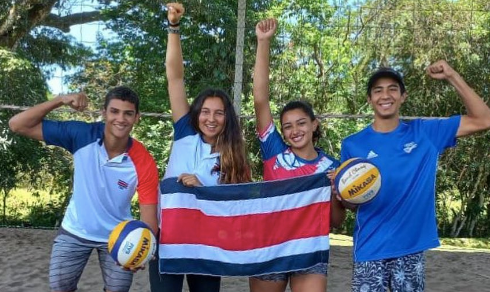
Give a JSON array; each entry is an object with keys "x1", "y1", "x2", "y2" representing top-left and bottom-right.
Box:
[{"x1": 258, "y1": 122, "x2": 339, "y2": 181}]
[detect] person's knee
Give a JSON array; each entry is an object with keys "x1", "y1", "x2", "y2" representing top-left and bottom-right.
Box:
[{"x1": 249, "y1": 276, "x2": 288, "y2": 292}]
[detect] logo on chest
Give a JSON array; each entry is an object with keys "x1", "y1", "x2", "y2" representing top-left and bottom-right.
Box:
[
  {"x1": 118, "y1": 179, "x2": 129, "y2": 190},
  {"x1": 403, "y1": 142, "x2": 417, "y2": 153}
]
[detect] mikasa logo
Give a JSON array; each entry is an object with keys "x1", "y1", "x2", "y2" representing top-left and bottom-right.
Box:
[{"x1": 404, "y1": 142, "x2": 417, "y2": 153}]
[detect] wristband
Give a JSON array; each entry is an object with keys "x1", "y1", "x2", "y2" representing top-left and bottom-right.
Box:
[
  {"x1": 168, "y1": 21, "x2": 180, "y2": 27},
  {"x1": 167, "y1": 27, "x2": 180, "y2": 34}
]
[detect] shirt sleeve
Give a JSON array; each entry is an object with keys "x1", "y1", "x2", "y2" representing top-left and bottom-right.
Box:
[
  {"x1": 42, "y1": 120, "x2": 103, "y2": 154},
  {"x1": 340, "y1": 139, "x2": 353, "y2": 163},
  {"x1": 129, "y1": 139, "x2": 159, "y2": 205},
  {"x1": 420, "y1": 116, "x2": 460, "y2": 151},
  {"x1": 257, "y1": 121, "x2": 288, "y2": 161},
  {"x1": 173, "y1": 113, "x2": 197, "y2": 141}
]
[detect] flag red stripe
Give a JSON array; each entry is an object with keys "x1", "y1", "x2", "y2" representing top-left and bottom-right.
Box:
[{"x1": 160, "y1": 202, "x2": 330, "y2": 251}]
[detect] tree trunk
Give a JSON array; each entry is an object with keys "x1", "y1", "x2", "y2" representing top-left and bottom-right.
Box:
[
  {"x1": 1, "y1": 1, "x2": 103, "y2": 49},
  {"x1": 0, "y1": 0, "x2": 58, "y2": 49}
]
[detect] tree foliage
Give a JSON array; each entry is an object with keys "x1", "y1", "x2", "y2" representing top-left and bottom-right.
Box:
[{"x1": 1, "y1": 0, "x2": 490, "y2": 236}]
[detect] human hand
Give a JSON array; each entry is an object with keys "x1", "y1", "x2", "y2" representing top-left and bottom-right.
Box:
[
  {"x1": 328, "y1": 170, "x2": 342, "y2": 202},
  {"x1": 256, "y1": 18, "x2": 277, "y2": 41},
  {"x1": 177, "y1": 173, "x2": 203, "y2": 187},
  {"x1": 426, "y1": 60, "x2": 457, "y2": 80},
  {"x1": 167, "y1": 2, "x2": 184, "y2": 25},
  {"x1": 59, "y1": 92, "x2": 88, "y2": 112},
  {"x1": 329, "y1": 170, "x2": 357, "y2": 210},
  {"x1": 123, "y1": 264, "x2": 145, "y2": 273}
]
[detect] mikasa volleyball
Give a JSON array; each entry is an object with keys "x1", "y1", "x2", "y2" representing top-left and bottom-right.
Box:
[
  {"x1": 334, "y1": 158, "x2": 381, "y2": 204},
  {"x1": 108, "y1": 220, "x2": 157, "y2": 269}
]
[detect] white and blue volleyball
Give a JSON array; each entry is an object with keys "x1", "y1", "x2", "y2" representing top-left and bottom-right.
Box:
[
  {"x1": 108, "y1": 220, "x2": 157, "y2": 269},
  {"x1": 334, "y1": 158, "x2": 381, "y2": 205}
]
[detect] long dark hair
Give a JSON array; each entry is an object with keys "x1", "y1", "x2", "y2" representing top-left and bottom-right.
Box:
[
  {"x1": 189, "y1": 88, "x2": 251, "y2": 184},
  {"x1": 279, "y1": 100, "x2": 321, "y2": 144}
]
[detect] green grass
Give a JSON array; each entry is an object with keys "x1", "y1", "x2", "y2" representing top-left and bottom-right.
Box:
[
  {"x1": 440, "y1": 237, "x2": 490, "y2": 250},
  {"x1": 2, "y1": 188, "x2": 140, "y2": 227},
  {"x1": 4, "y1": 188, "x2": 55, "y2": 216},
  {"x1": 330, "y1": 233, "x2": 490, "y2": 252}
]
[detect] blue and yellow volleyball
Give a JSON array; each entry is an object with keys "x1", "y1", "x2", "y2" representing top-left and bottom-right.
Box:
[
  {"x1": 334, "y1": 158, "x2": 381, "y2": 205},
  {"x1": 108, "y1": 220, "x2": 157, "y2": 269}
]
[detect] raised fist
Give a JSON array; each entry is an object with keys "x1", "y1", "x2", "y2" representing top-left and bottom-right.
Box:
[
  {"x1": 426, "y1": 60, "x2": 457, "y2": 80},
  {"x1": 256, "y1": 18, "x2": 278, "y2": 41},
  {"x1": 167, "y1": 2, "x2": 185, "y2": 25},
  {"x1": 60, "y1": 92, "x2": 88, "y2": 112}
]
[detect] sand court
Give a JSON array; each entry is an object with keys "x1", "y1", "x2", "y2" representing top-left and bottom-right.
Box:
[{"x1": 2, "y1": 228, "x2": 489, "y2": 292}]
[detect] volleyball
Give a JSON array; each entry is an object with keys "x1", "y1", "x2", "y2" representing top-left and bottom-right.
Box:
[
  {"x1": 108, "y1": 220, "x2": 157, "y2": 269},
  {"x1": 334, "y1": 158, "x2": 381, "y2": 205}
]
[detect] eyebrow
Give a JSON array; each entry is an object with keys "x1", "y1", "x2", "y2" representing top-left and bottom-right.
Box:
[
  {"x1": 283, "y1": 117, "x2": 307, "y2": 126},
  {"x1": 373, "y1": 83, "x2": 399, "y2": 90},
  {"x1": 201, "y1": 107, "x2": 225, "y2": 112},
  {"x1": 109, "y1": 107, "x2": 136, "y2": 113}
]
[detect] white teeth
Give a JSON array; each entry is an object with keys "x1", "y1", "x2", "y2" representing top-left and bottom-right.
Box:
[
  {"x1": 380, "y1": 102, "x2": 392, "y2": 109},
  {"x1": 292, "y1": 136, "x2": 303, "y2": 142}
]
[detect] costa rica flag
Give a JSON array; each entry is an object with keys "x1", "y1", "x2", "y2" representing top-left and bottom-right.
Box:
[{"x1": 158, "y1": 172, "x2": 331, "y2": 276}]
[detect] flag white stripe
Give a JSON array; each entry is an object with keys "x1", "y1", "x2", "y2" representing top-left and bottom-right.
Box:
[
  {"x1": 161, "y1": 187, "x2": 331, "y2": 216},
  {"x1": 159, "y1": 236, "x2": 330, "y2": 264}
]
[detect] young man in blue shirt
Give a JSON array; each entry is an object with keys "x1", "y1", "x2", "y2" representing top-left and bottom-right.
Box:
[{"x1": 340, "y1": 60, "x2": 490, "y2": 291}]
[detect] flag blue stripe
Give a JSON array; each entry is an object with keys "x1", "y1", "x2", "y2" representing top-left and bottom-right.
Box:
[
  {"x1": 160, "y1": 172, "x2": 329, "y2": 201},
  {"x1": 158, "y1": 250, "x2": 329, "y2": 276}
]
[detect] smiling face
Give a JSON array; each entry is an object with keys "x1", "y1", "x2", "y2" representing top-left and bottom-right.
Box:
[
  {"x1": 198, "y1": 96, "x2": 226, "y2": 145},
  {"x1": 368, "y1": 77, "x2": 407, "y2": 120},
  {"x1": 103, "y1": 99, "x2": 139, "y2": 141},
  {"x1": 280, "y1": 108, "x2": 318, "y2": 152}
]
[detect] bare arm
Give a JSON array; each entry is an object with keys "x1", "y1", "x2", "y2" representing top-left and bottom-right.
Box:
[
  {"x1": 427, "y1": 60, "x2": 490, "y2": 137},
  {"x1": 166, "y1": 3, "x2": 189, "y2": 122},
  {"x1": 330, "y1": 194, "x2": 346, "y2": 228},
  {"x1": 139, "y1": 203, "x2": 158, "y2": 236},
  {"x1": 253, "y1": 19, "x2": 277, "y2": 133},
  {"x1": 8, "y1": 93, "x2": 88, "y2": 141},
  {"x1": 328, "y1": 170, "x2": 346, "y2": 228}
]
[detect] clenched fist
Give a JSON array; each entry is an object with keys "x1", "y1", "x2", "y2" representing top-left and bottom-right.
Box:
[{"x1": 167, "y1": 2, "x2": 185, "y2": 25}]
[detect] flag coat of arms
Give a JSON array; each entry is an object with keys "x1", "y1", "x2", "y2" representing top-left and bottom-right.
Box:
[{"x1": 158, "y1": 172, "x2": 331, "y2": 276}]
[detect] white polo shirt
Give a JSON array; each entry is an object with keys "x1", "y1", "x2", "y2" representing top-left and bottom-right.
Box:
[
  {"x1": 163, "y1": 114, "x2": 220, "y2": 186},
  {"x1": 43, "y1": 120, "x2": 159, "y2": 242}
]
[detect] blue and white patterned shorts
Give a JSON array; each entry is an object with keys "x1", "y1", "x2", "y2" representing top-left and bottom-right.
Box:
[{"x1": 352, "y1": 251, "x2": 425, "y2": 292}]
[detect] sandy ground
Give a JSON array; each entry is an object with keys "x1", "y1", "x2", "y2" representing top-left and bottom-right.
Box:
[{"x1": 1, "y1": 228, "x2": 490, "y2": 292}]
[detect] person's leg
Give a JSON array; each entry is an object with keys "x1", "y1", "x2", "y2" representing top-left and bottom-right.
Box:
[
  {"x1": 148, "y1": 242, "x2": 185, "y2": 292},
  {"x1": 49, "y1": 234, "x2": 93, "y2": 292},
  {"x1": 389, "y1": 252, "x2": 425, "y2": 292},
  {"x1": 289, "y1": 263, "x2": 327, "y2": 292},
  {"x1": 97, "y1": 246, "x2": 133, "y2": 292},
  {"x1": 150, "y1": 271, "x2": 185, "y2": 292},
  {"x1": 249, "y1": 273, "x2": 288, "y2": 292},
  {"x1": 351, "y1": 259, "x2": 389, "y2": 292},
  {"x1": 187, "y1": 274, "x2": 221, "y2": 292}
]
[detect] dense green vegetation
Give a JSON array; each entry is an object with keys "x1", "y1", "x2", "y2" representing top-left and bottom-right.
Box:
[{"x1": 1, "y1": 0, "x2": 489, "y2": 238}]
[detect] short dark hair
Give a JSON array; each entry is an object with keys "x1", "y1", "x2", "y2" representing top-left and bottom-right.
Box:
[
  {"x1": 367, "y1": 67, "x2": 406, "y2": 96},
  {"x1": 104, "y1": 86, "x2": 140, "y2": 113}
]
